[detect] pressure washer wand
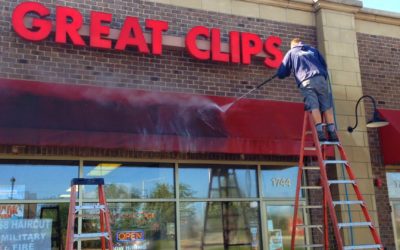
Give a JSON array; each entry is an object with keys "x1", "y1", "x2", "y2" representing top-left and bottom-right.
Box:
[{"x1": 230, "y1": 74, "x2": 278, "y2": 107}]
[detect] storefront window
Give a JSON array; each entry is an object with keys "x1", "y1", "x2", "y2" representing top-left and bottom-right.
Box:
[
  {"x1": 393, "y1": 203, "x2": 400, "y2": 249},
  {"x1": 387, "y1": 172, "x2": 400, "y2": 248},
  {"x1": 81, "y1": 202, "x2": 175, "y2": 250},
  {"x1": 0, "y1": 160, "x2": 79, "y2": 200},
  {"x1": 0, "y1": 203, "x2": 69, "y2": 250},
  {"x1": 83, "y1": 162, "x2": 175, "y2": 199},
  {"x1": 180, "y1": 201, "x2": 261, "y2": 250},
  {"x1": 266, "y1": 205, "x2": 305, "y2": 250},
  {"x1": 262, "y1": 166, "x2": 299, "y2": 198},
  {"x1": 387, "y1": 172, "x2": 400, "y2": 199},
  {"x1": 179, "y1": 165, "x2": 257, "y2": 198}
]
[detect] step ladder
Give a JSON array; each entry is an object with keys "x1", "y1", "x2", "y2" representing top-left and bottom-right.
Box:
[
  {"x1": 65, "y1": 178, "x2": 113, "y2": 250},
  {"x1": 201, "y1": 168, "x2": 253, "y2": 249},
  {"x1": 291, "y1": 111, "x2": 383, "y2": 250}
]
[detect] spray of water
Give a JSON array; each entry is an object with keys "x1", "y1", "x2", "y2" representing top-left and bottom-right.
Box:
[
  {"x1": 220, "y1": 102, "x2": 234, "y2": 113},
  {"x1": 79, "y1": 85, "x2": 229, "y2": 137}
]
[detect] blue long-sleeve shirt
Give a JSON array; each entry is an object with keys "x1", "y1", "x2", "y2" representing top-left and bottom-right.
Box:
[{"x1": 277, "y1": 43, "x2": 328, "y2": 87}]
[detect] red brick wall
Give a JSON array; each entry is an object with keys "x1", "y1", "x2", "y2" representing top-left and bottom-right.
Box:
[
  {"x1": 358, "y1": 32, "x2": 400, "y2": 249},
  {"x1": 0, "y1": 0, "x2": 315, "y2": 102}
]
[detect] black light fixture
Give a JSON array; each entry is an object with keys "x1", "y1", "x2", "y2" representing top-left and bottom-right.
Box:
[
  {"x1": 347, "y1": 95, "x2": 389, "y2": 133},
  {"x1": 10, "y1": 177, "x2": 16, "y2": 200}
]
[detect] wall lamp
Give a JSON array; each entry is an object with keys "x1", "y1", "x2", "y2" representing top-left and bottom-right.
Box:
[{"x1": 347, "y1": 95, "x2": 389, "y2": 133}]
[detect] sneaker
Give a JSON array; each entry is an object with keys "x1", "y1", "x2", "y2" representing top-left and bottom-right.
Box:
[
  {"x1": 317, "y1": 130, "x2": 327, "y2": 142},
  {"x1": 328, "y1": 130, "x2": 338, "y2": 142}
]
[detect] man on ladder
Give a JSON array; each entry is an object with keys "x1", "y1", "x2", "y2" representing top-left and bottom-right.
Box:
[
  {"x1": 275, "y1": 39, "x2": 383, "y2": 249},
  {"x1": 276, "y1": 38, "x2": 338, "y2": 142}
]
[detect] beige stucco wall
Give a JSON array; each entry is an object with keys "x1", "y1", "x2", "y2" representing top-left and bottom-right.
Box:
[
  {"x1": 315, "y1": 5, "x2": 379, "y2": 245},
  {"x1": 146, "y1": 0, "x2": 316, "y2": 26}
]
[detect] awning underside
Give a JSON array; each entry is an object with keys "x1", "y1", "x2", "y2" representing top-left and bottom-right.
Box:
[
  {"x1": 379, "y1": 109, "x2": 400, "y2": 165},
  {"x1": 0, "y1": 79, "x2": 306, "y2": 155}
]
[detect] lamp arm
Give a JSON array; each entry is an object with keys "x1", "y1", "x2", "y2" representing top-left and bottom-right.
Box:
[{"x1": 348, "y1": 95, "x2": 377, "y2": 132}]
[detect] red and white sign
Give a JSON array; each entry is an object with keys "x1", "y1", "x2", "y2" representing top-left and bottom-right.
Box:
[{"x1": 12, "y1": 1, "x2": 283, "y2": 68}]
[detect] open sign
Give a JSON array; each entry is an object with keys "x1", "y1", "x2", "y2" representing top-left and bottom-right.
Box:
[{"x1": 116, "y1": 230, "x2": 145, "y2": 242}]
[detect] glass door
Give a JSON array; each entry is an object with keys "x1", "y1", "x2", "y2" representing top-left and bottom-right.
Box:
[{"x1": 265, "y1": 203, "x2": 306, "y2": 250}]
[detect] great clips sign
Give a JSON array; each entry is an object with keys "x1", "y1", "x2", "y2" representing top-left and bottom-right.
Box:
[{"x1": 12, "y1": 2, "x2": 283, "y2": 68}]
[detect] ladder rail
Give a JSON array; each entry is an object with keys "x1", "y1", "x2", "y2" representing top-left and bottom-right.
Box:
[
  {"x1": 337, "y1": 146, "x2": 383, "y2": 247},
  {"x1": 290, "y1": 113, "x2": 308, "y2": 250},
  {"x1": 98, "y1": 184, "x2": 113, "y2": 250},
  {"x1": 65, "y1": 185, "x2": 77, "y2": 250}
]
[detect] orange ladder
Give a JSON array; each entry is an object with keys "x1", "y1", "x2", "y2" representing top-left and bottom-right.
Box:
[
  {"x1": 291, "y1": 111, "x2": 383, "y2": 250},
  {"x1": 65, "y1": 178, "x2": 113, "y2": 250}
]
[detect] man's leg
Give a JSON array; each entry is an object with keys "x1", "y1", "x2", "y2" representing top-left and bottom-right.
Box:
[
  {"x1": 323, "y1": 108, "x2": 338, "y2": 141},
  {"x1": 323, "y1": 108, "x2": 335, "y2": 124},
  {"x1": 310, "y1": 109, "x2": 327, "y2": 141},
  {"x1": 311, "y1": 109, "x2": 322, "y2": 124},
  {"x1": 300, "y1": 81, "x2": 327, "y2": 141}
]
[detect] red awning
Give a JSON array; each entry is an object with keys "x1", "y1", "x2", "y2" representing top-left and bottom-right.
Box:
[
  {"x1": 0, "y1": 78, "x2": 306, "y2": 155},
  {"x1": 379, "y1": 109, "x2": 400, "y2": 165}
]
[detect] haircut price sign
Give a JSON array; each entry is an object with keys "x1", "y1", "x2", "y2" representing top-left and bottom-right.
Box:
[{"x1": 0, "y1": 219, "x2": 52, "y2": 250}]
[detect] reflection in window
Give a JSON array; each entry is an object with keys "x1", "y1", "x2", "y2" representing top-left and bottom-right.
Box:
[
  {"x1": 179, "y1": 165, "x2": 257, "y2": 198},
  {"x1": 0, "y1": 203, "x2": 69, "y2": 250},
  {"x1": 0, "y1": 160, "x2": 78, "y2": 200},
  {"x1": 180, "y1": 201, "x2": 261, "y2": 250},
  {"x1": 266, "y1": 205, "x2": 305, "y2": 250},
  {"x1": 393, "y1": 203, "x2": 400, "y2": 249},
  {"x1": 262, "y1": 166, "x2": 300, "y2": 198},
  {"x1": 81, "y1": 202, "x2": 175, "y2": 250},
  {"x1": 386, "y1": 172, "x2": 400, "y2": 199},
  {"x1": 83, "y1": 162, "x2": 174, "y2": 199}
]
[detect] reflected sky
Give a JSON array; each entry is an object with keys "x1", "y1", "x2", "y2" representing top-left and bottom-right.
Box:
[
  {"x1": 83, "y1": 163, "x2": 174, "y2": 199},
  {"x1": 0, "y1": 163, "x2": 78, "y2": 200}
]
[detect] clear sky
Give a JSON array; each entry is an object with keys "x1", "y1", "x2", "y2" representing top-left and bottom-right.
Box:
[{"x1": 362, "y1": 0, "x2": 400, "y2": 13}]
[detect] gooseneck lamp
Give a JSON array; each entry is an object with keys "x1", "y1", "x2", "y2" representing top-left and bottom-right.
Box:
[{"x1": 347, "y1": 95, "x2": 389, "y2": 133}]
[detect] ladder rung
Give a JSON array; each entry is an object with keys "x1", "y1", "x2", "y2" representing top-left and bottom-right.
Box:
[
  {"x1": 304, "y1": 147, "x2": 317, "y2": 151},
  {"x1": 305, "y1": 131, "x2": 313, "y2": 135},
  {"x1": 296, "y1": 244, "x2": 324, "y2": 248},
  {"x1": 320, "y1": 141, "x2": 341, "y2": 146},
  {"x1": 299, "y1": 205, "x2": 323, "y2": 209},
  {"x1": 328, "y1": 180, "x2": 356, "y2": 185},
  {"x1": 303, "y1": 166, "x2": 320, "y2": 170},
  {"x1": 333, "y1": 200, "x2": 364, "y2": 206},
  {"x1": 76, "y1": 214, "x2": 99, "y2": 218},
  {"x1": 74, "y1": 232, "x2": 109, "y2": 241},
  {"x1": 338, "y1": 222, "x2": 372, "y2": 228},
  {"x1": 324, "y1": 160, "x2": 348, "y2": 165},
  {"x1": 296, "y1": 224, "x2": 323, "y2": 229},
  {"x1": 75, "y1": 204, "x2": 106, "y2": 211},
  {"x1": 301, "y1": 186, "x2": 322, "y2": 190},
  {"x1": 343, "y1": 244, "x2": 382, "y2": 249}
]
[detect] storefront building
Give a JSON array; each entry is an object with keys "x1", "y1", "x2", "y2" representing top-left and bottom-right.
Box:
[{"x1": 0, "y1": 0, "x2": 399, "y2": 249}]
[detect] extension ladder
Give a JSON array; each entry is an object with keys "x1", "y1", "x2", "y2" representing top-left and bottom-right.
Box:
[
  {"x1": 291, "y1": 111, "x2": 383, "y2": 250},
  {"x1": 65, "y1": 178, "x2": 114, "y2": 250}
]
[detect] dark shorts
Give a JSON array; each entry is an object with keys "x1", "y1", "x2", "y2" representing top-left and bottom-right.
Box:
[{"x1": 299, "y1": 75, "x2": 332, "y2": 112}]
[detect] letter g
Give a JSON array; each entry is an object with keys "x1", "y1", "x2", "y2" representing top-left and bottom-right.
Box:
[{"x1": 12, "y1": 2, "x2": 52, "y2": 41}]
